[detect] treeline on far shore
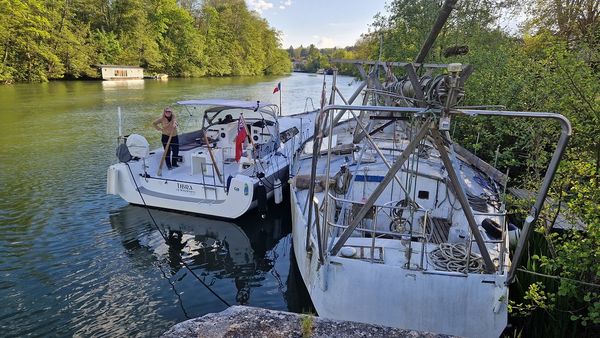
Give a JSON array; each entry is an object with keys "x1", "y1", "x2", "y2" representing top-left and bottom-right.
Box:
[
  {"x1": 286, "y1": 45, "x2": 358, "y2": 74},
  {"x1": 0, "y1": 0, "x2": 292, "y2": 84}
]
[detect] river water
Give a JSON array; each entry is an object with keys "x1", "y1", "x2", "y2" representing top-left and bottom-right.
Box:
[{"x1": 0, "y1": 73, "x2": 361, "y2": 337}]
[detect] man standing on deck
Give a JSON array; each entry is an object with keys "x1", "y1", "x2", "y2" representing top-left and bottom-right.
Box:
[{"x1": 152, "y1": 107, "x2": 179, "y2": 169}]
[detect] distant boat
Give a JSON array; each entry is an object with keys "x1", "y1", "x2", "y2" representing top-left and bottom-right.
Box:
[
  {"x1": 145, "y1": 73, "x2": 169, "y2": 80},
  {"x1": 315, "y1": 68, "x2": 325, "y2": 75},
  {"x1": 98, "y1": 65, "x2": 144, "y2": 80},
  {"x1": 107, "y1": 99, "x2": 317, "y2": 219}
]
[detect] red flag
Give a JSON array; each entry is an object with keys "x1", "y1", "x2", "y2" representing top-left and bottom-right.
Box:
[
  {"x1": 235, "y1": 115, "x2": 248, "y2": 162},
  {"x1": 272, "y1": 82, "x2": 281, "y2": 94}
]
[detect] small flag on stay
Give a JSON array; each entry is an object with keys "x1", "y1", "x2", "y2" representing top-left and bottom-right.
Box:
[{"x1": 273, "y1": 82, "x2": 281, "y2": 94}]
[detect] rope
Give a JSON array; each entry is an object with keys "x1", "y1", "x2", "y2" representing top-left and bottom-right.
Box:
[
  {"x1": 516, "y1": 268, "x2": 600, "y2": 289},
  {"x1": 156, "y1": 261, "x2": 192, "y2": 319},
  {"x1": 125, "y1": 163, "x2": 231, "y2": 307},
  {"x1": 428, "y1": 243, "x2": 484, "y2": 273}
]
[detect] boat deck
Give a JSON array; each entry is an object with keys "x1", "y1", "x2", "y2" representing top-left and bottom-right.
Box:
[{"x1": 291, "y1": 116, "x2": 507, "y2": 273}]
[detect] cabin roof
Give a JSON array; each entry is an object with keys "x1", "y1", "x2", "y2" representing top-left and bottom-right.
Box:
[
  {"x1": 97, "y1": 64, "x2": 144, "y2": 69},
  {"x1": 177, "y1": 99, "x2": 277, "y2": 110}
]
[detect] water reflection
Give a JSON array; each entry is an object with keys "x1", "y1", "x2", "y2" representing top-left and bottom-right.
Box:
[
  {"x1": 101, "y1": 79, "x2": 145, "y2": 90},
  {"x1": 108, "y1": 200, "x2": 312, "y2": 316}
]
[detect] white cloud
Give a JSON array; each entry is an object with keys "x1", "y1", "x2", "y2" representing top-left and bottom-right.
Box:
[
  {"x1": 314, "y1": 36, "x2": 335, "y2": 48},
  {"x1": 278, "y1": 0, "x2": 292, "y2": 10},
  {"x1": 246, "y1": 0, "x2": 274, "y2": 13}
]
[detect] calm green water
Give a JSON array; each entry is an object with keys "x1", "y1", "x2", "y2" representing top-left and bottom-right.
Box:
[{"x1": 0, "y1": 73, "x2": 360, "y2": 337}]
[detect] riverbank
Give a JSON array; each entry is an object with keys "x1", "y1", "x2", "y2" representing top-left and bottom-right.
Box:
[{"x1": 162, "y1": 306, "x2": 454, "y2": 338}]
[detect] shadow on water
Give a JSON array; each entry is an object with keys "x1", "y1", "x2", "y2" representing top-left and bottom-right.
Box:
[{"x1": 108, "y1": 195, "x2": 314, "y2": 325}]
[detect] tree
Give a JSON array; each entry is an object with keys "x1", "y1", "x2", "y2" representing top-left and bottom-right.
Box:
[
  {"x1": 0, "y1": 0, "x2": 289, "y2": 82},
  {"x1": 525, "y1": 0, "x2": 599, "y2": 69},
  {"x1": 0, "y1": 0, "x2": 64, "y2": 82},
  {"x1": 305, "y1": 44, "x2": 321, "y2": 72}
]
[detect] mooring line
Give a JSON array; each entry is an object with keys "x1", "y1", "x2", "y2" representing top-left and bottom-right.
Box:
[
  {"x1": 125, "y1": 163, "x2": 231, "y2": 307},
  {"x1": 157, "y1": 261, "x2": 193, "y2": 319},
  {"x1": 516, "y1": 268, "x2": 600, "y2": 289}
]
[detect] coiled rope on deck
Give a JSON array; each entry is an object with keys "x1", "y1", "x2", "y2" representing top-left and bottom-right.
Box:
[{"x1": 428, "y1": 243, "x2": 484, "y2": 273}]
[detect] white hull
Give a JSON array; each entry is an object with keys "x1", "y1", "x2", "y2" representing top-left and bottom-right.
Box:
[
  {"x1": 108, "y1": 163, "x2": 260, "y2": 219},
  {"x1": 291, "y1": 190, "x2": 508, "y2": 337}
]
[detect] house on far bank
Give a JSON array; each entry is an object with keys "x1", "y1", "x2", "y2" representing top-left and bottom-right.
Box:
[
  {"x1": 97, "y1": 65, "x2": 144, "y2": 80},
  {"x1": 291, "y1": 58, "x2": 307, "y2": 72}
]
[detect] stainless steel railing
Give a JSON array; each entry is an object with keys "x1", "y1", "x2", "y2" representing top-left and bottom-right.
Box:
[{"x1": 306, "y1": 192, "x2": 508, "y2": 275}]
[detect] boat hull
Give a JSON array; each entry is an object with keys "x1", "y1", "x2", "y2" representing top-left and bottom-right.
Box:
[
  {"x1": 290, "y1": 189, "x2": 508, "y2": 338},
  {"x1": 108, "y1": 163, "x2": 289, "y2": 219}
]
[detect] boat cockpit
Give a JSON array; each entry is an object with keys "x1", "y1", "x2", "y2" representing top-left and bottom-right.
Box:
[{"x1": 163, "y1": 99, "x2": 282, "y2": 181}]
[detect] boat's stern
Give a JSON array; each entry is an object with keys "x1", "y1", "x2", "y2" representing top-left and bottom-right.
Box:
[{"x1": 106, "y1": 162, "x2": 127, "y2": 196}]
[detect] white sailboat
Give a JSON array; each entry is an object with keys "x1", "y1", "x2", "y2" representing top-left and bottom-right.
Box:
[
  {"x1": 290, "y1": 72, "x2": 570, "y2": 338},
  {"x1": 289, "y1": 2, "x2": 570, "y2": 336},
  {"x1": 107, "y1": 99, "x2": 316, "y2": 219}
]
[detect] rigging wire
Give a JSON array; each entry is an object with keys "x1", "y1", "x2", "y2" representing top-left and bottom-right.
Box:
[
  {"x1": 125, "y1": 163, "x2": 231, "y2": 307},
  {"x1": 516, "y1": 268, "x2": 600, "y2": 289}
]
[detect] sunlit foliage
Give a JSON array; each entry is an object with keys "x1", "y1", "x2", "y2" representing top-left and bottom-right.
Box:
[{"x1": 0, "y1": 0, "x2": 291, "y2": 83}]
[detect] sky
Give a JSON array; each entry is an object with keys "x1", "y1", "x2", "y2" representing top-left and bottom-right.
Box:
[{"x1": 245, "y1": 0, "x2": 388, "y2": 48}]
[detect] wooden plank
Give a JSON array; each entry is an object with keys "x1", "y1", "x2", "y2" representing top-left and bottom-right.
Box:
[
  {"x1": 509, "y1": 188, "x2": 587, "y2": 231},
  {"x1": 453, "y1": 143, "x2": 508, "y2": 186},
  {"x1": 429, "y1": 217, "x2": 451, "y2": 244}
]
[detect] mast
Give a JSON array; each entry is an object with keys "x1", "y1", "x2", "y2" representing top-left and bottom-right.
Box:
[{"x1": 414, "y1": 0, "x2": 458, "y2": 64}]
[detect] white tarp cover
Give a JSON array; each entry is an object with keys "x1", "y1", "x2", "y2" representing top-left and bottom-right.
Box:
[{"x1": 126, "y1": 134, "x2": 150, "y2": 158}]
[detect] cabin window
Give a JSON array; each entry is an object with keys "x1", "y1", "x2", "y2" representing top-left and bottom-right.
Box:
[
  {"x1": 113, "y1": 69, "x2": 128, "y2": 77},
  {"x1": 418, "y1": 190, "x2": 429, "y2": 200}
]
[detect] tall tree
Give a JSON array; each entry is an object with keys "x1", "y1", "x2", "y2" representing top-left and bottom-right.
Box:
[{"x1": 525, "y1": 0, "x2": 599, "y2": 68}]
